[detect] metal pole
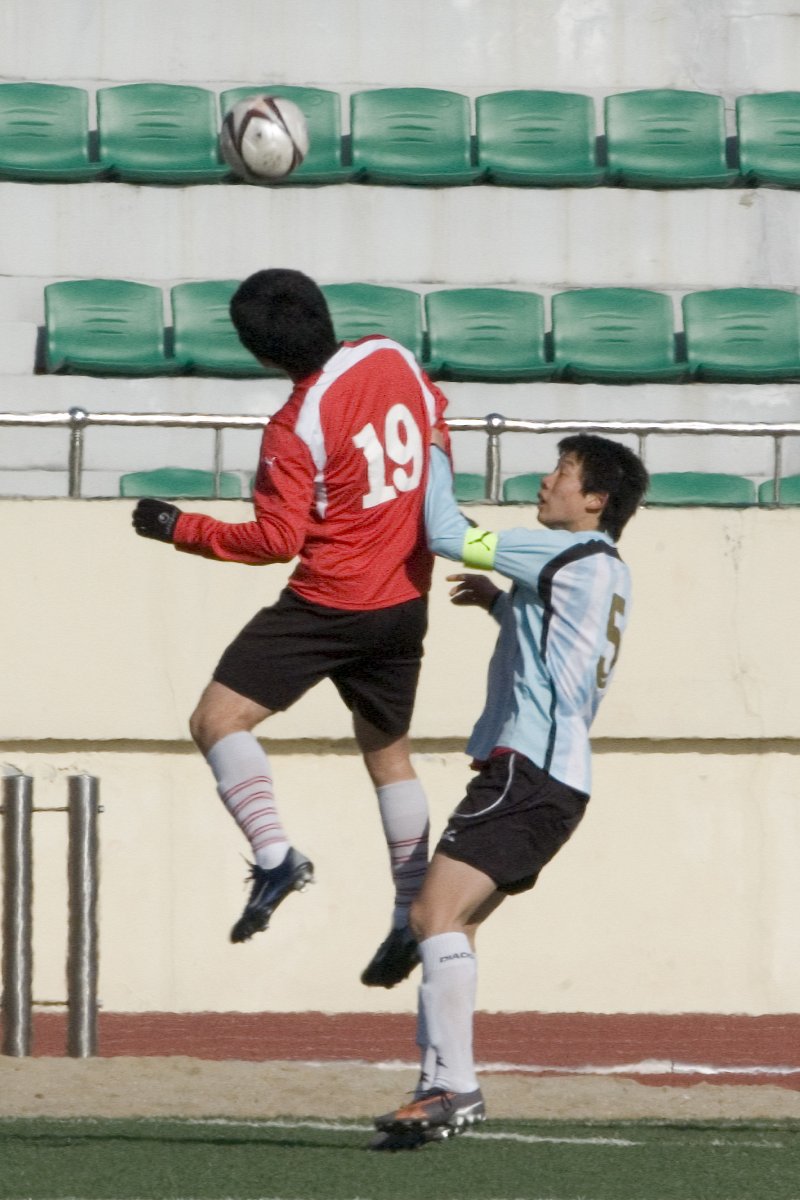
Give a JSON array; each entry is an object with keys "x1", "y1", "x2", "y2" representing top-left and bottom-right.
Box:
[
  {"x1": 66, "y1": 775, "x2": 99, "y2": 1057},
  {"x1": 2, "y1": 772, "x2": 33, "y2": 1057},
  {"x1": 67, "y1": 407, "x2": 88, "y2": 498},
  {"x1": 213, "y1": 427, "x2": 224, "y2": 498},
  {"x1": 773, "y1": 434, "x2": 784, "y2": 506},
  {"x1": 485, "y1": 413, "x2": 505, "y2": 502}
]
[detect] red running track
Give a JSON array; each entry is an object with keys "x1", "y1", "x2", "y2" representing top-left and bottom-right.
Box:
[{"x1": 6, "y1": 1011, "x2": 800, "y2": 1089}]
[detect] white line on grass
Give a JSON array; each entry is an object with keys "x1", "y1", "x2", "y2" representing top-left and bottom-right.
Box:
[
  {"x1": 369, "y1": 1057, "x2": 800, "y2": 1078},
  {"x1": 32, "y1": 1114, "x2": 638, "y2": 1147},
  {"x1": 16, "y1": 1116, "x2": 791, "y2": 1151},
  {"x1": 9, "y1": 1115, "x2": 795, "y2": 1154},
  {"x1": 709, "y1": 1137, "x2": 786, "y2": 1148},
  {"x1": 180, "y1": 1116, "x2": 641, "y2": 1145},
  {"x1": 473, "y1": 1130, "x2": 639, "y2": 1146}
]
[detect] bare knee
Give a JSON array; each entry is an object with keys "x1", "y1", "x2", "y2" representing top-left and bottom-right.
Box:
[
  {"x1": 410, "y1": 895, "x2": 463, "y2": 942},
  {"x1": 410, "y1": 897, "x2": 481, "y2": 948},
  {"x1": 409, "y1": 855, "x2": 501, "y2": 943},
  {"x1": 189, "y1": 681, "x2": 272, "y2": 757},
  {"x1": 353, "y1": 718, "x2": 414, "y2": 788},
  {"x1": 189, "y1": 703, "x2": 216, "y2": 755},
  {"x1": 365, "y1": 749, "x2": 416, "y2": 789}
]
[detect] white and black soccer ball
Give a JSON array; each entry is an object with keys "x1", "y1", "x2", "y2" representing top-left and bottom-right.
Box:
[{"x1": 220, "y1": 95, "x2": 309, "y2": 182}]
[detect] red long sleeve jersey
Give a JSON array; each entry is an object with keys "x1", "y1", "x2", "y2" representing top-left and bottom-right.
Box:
[{"x1": 174, "y1": 337, "x2": 451, "y2": 610}]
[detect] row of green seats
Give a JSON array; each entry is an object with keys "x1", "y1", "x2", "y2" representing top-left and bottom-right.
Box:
[
  {"x1": 119, "y1": 467, "x2": 800, "y2": 507},
  {"x1": 4, "y1": 83, "x2": 800, "y2": 187},
  {"x1": 120, "y1": 468, "x2": 242, "y2": 498},
  {"x1": 461, "y1": 472, "x2": 800, "y2": 506},
  {"x1": 43, "y1": 279, "x2": 800, "y2": 383}
]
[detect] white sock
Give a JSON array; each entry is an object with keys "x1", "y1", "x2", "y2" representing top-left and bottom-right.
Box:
[
  {"x1": 414, "y1": 991, "x2": 438, "y2": 1097},
  {"x1": 375, "y1": 778, "x2": 429, "y2": 928},
  {"x1": 418, "y1": 932, "x2": 479, "y2": 1094},
  {"x1": 206, "y1": 732, "x2": 290, "y2": 869}
]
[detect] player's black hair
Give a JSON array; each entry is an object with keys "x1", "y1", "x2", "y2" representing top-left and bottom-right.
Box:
[
  {"x1": 230, "y1": 268, "x2": 338, "y2": 380},
  {"x1": 558, "y1": 433, "x2": 649, "y2": 542}
]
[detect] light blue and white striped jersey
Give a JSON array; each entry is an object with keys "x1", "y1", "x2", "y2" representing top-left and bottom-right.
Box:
[{"x1": 425, "y1": 448, "x2": 632, "y2": 795}]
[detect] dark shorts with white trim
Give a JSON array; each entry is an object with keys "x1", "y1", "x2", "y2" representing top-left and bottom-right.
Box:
[
  {"x1": 435, "y1": 750, "x2": 589, "y2": 894},
  {"x1": 213, "y1": 588, "x2": 428, "y2": 738}
]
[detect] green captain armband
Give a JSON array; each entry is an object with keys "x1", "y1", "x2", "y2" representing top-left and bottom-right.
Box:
[{"x1": 462, "y1": 527, "x2": 498, "y2": 570}]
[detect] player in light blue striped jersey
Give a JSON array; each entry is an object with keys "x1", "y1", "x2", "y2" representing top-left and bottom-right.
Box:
[{"x1": 372, "y1": 432, "x2": 648, "y2": 1148}]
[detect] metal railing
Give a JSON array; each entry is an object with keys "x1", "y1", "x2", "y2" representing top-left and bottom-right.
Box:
[{"x1": 1, "y1": 407, "x2": 799, "y2": 502}]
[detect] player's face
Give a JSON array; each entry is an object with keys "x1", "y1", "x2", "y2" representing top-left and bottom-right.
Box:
[{"x1": 537, "y1": 453, "x2": 605, "y2": 532}]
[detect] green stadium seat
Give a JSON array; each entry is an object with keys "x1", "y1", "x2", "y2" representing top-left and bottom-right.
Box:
[
  {"x1": 682, "y1": 288, "x2": 800, "y2": 381},
  {"x1": 551, "y1": 288, "x2": 684, "y2": 382},
  {"x1": 476, "y1": 91, "x2": 602, "y2": 186},
  {"x1": 44, "y1": 279, "x2": 177, "y2": 376},
  {"x1": 453, "y1": 473, "x2": 487, "y2": 502},
  {"x1": 758, "y1": 475, "x2": 800, "y2": 505},
  {"x1": 646, "y1": 472, "x2": 756, "y2": 506},
  {"x1": 350, "y1": 88, "x2": 479, "y2": 185},
  {"x1": 322, "y1": 284, "x2": 424, "y2": 359},
  {"x1": 171, "y1": 281, "x2": 273, "y2": 376},
  {"x1": 424, "y1": 289, "x2": 551, "y2": 381},
  {"x1": 737, "y1": 93, "x2": 800, "y2": 187},
  {"x1": 97, "y1": 84, "x2": 227, "y2": 183},
  {"x1": 605, "y1": 89, "x2": 736, "y2": 187},
  {"x1": 220, "y1": 86, "x2": 351, "y2": 184},
  {"x1": 0, "y1": 83, "x2": 104, "y2": 181},
  {"x1": 119, "y1": 467, "x2": 241, "y2": 499},
  {"x1": 502, "y1": 474, "x2": 544, "y2": 503}
]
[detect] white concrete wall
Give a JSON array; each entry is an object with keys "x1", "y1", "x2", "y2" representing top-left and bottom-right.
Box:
[
  {"x1": 0, "y1": 501, "x2": 799, "y2": 1015},
  {"x1": 3, "y1": 185, "x2": 799, "y2": 299},
  {"x1": 3, "y1": 0, "x2": 800, "y2": 95}
]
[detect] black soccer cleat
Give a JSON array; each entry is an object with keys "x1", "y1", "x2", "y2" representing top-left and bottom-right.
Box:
[
  {"x1": 368, "y1": 1126, "x2": 448, "y2": 1152},
  {"x1": 374, "y1": 1087, "x2": 486, "y2": 1137},
  {"x1": 230, "y1": 848, "x2": 314, "y2": 943},
  {"x1": 360, "y1": 926, "x2": 420, "y2": 988}
]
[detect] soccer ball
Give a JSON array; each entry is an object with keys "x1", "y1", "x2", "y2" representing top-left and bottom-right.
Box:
[{"x1": 220, "y1": 95, "x2": 309, "y2": 182}]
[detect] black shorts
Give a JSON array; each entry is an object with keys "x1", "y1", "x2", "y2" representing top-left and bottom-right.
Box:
[
  {"x1": 213, "y1": 589, "x2": 428, "y2": 738},
  {"x1": 436, "y1": 751, "x2": 589, "y2": 894}
]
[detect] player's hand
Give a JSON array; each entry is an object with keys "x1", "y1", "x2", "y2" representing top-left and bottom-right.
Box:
[
  {"x1": 446, "y1": 573, "x2": 502, "y2": 611},
  {"x1": 132, "y1": 498, "x2": 181, "y2": 543},
  {"x1": 430, "y1": 427, "x2": 447, "y2": 451}
]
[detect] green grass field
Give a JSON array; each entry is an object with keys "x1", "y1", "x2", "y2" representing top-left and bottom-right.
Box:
[{"x1": 1, "y1": 1116, "x2": 799, "y2": 1200}]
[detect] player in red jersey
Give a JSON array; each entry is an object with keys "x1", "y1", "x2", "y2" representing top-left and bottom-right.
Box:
[{"x1": 132, "y1": 269, "x2": 450, "y2": 986}]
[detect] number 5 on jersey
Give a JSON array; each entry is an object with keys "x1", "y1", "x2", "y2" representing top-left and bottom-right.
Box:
[
  {"x1": 353, "y1": 404, "x2": 424, "y2": 509},
  {"x1": 596, "y1": 593, "x2": 626, "y2": 689}
]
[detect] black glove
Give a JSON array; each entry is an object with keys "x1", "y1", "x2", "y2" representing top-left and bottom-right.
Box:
[{"x1": 132, "y1": 498, "x2": 181, "y2": 543}]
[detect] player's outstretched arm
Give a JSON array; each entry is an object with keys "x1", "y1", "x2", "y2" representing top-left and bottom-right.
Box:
[
  {"x1": 166, "y1": 423, "x2": 312, "y2": 565},
  {"x1": 132, "y1": 498, "x2": 182, "y2": 543}
]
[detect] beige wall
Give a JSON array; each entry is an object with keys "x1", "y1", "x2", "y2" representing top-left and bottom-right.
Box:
[
  {"x1": 0, "y1": 500, "x2": 797, "y2": 740},
  {"x1": 1, "y1": 500, "x2": 799, "y2": 1015}
]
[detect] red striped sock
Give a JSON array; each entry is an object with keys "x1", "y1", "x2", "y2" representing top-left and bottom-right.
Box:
[
  {"x1": 376, "y1": 778, "x2": 430, "y2": 927},
  {"x1": 206, "y1": 731, "x2": 290, "y2": 869}
]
